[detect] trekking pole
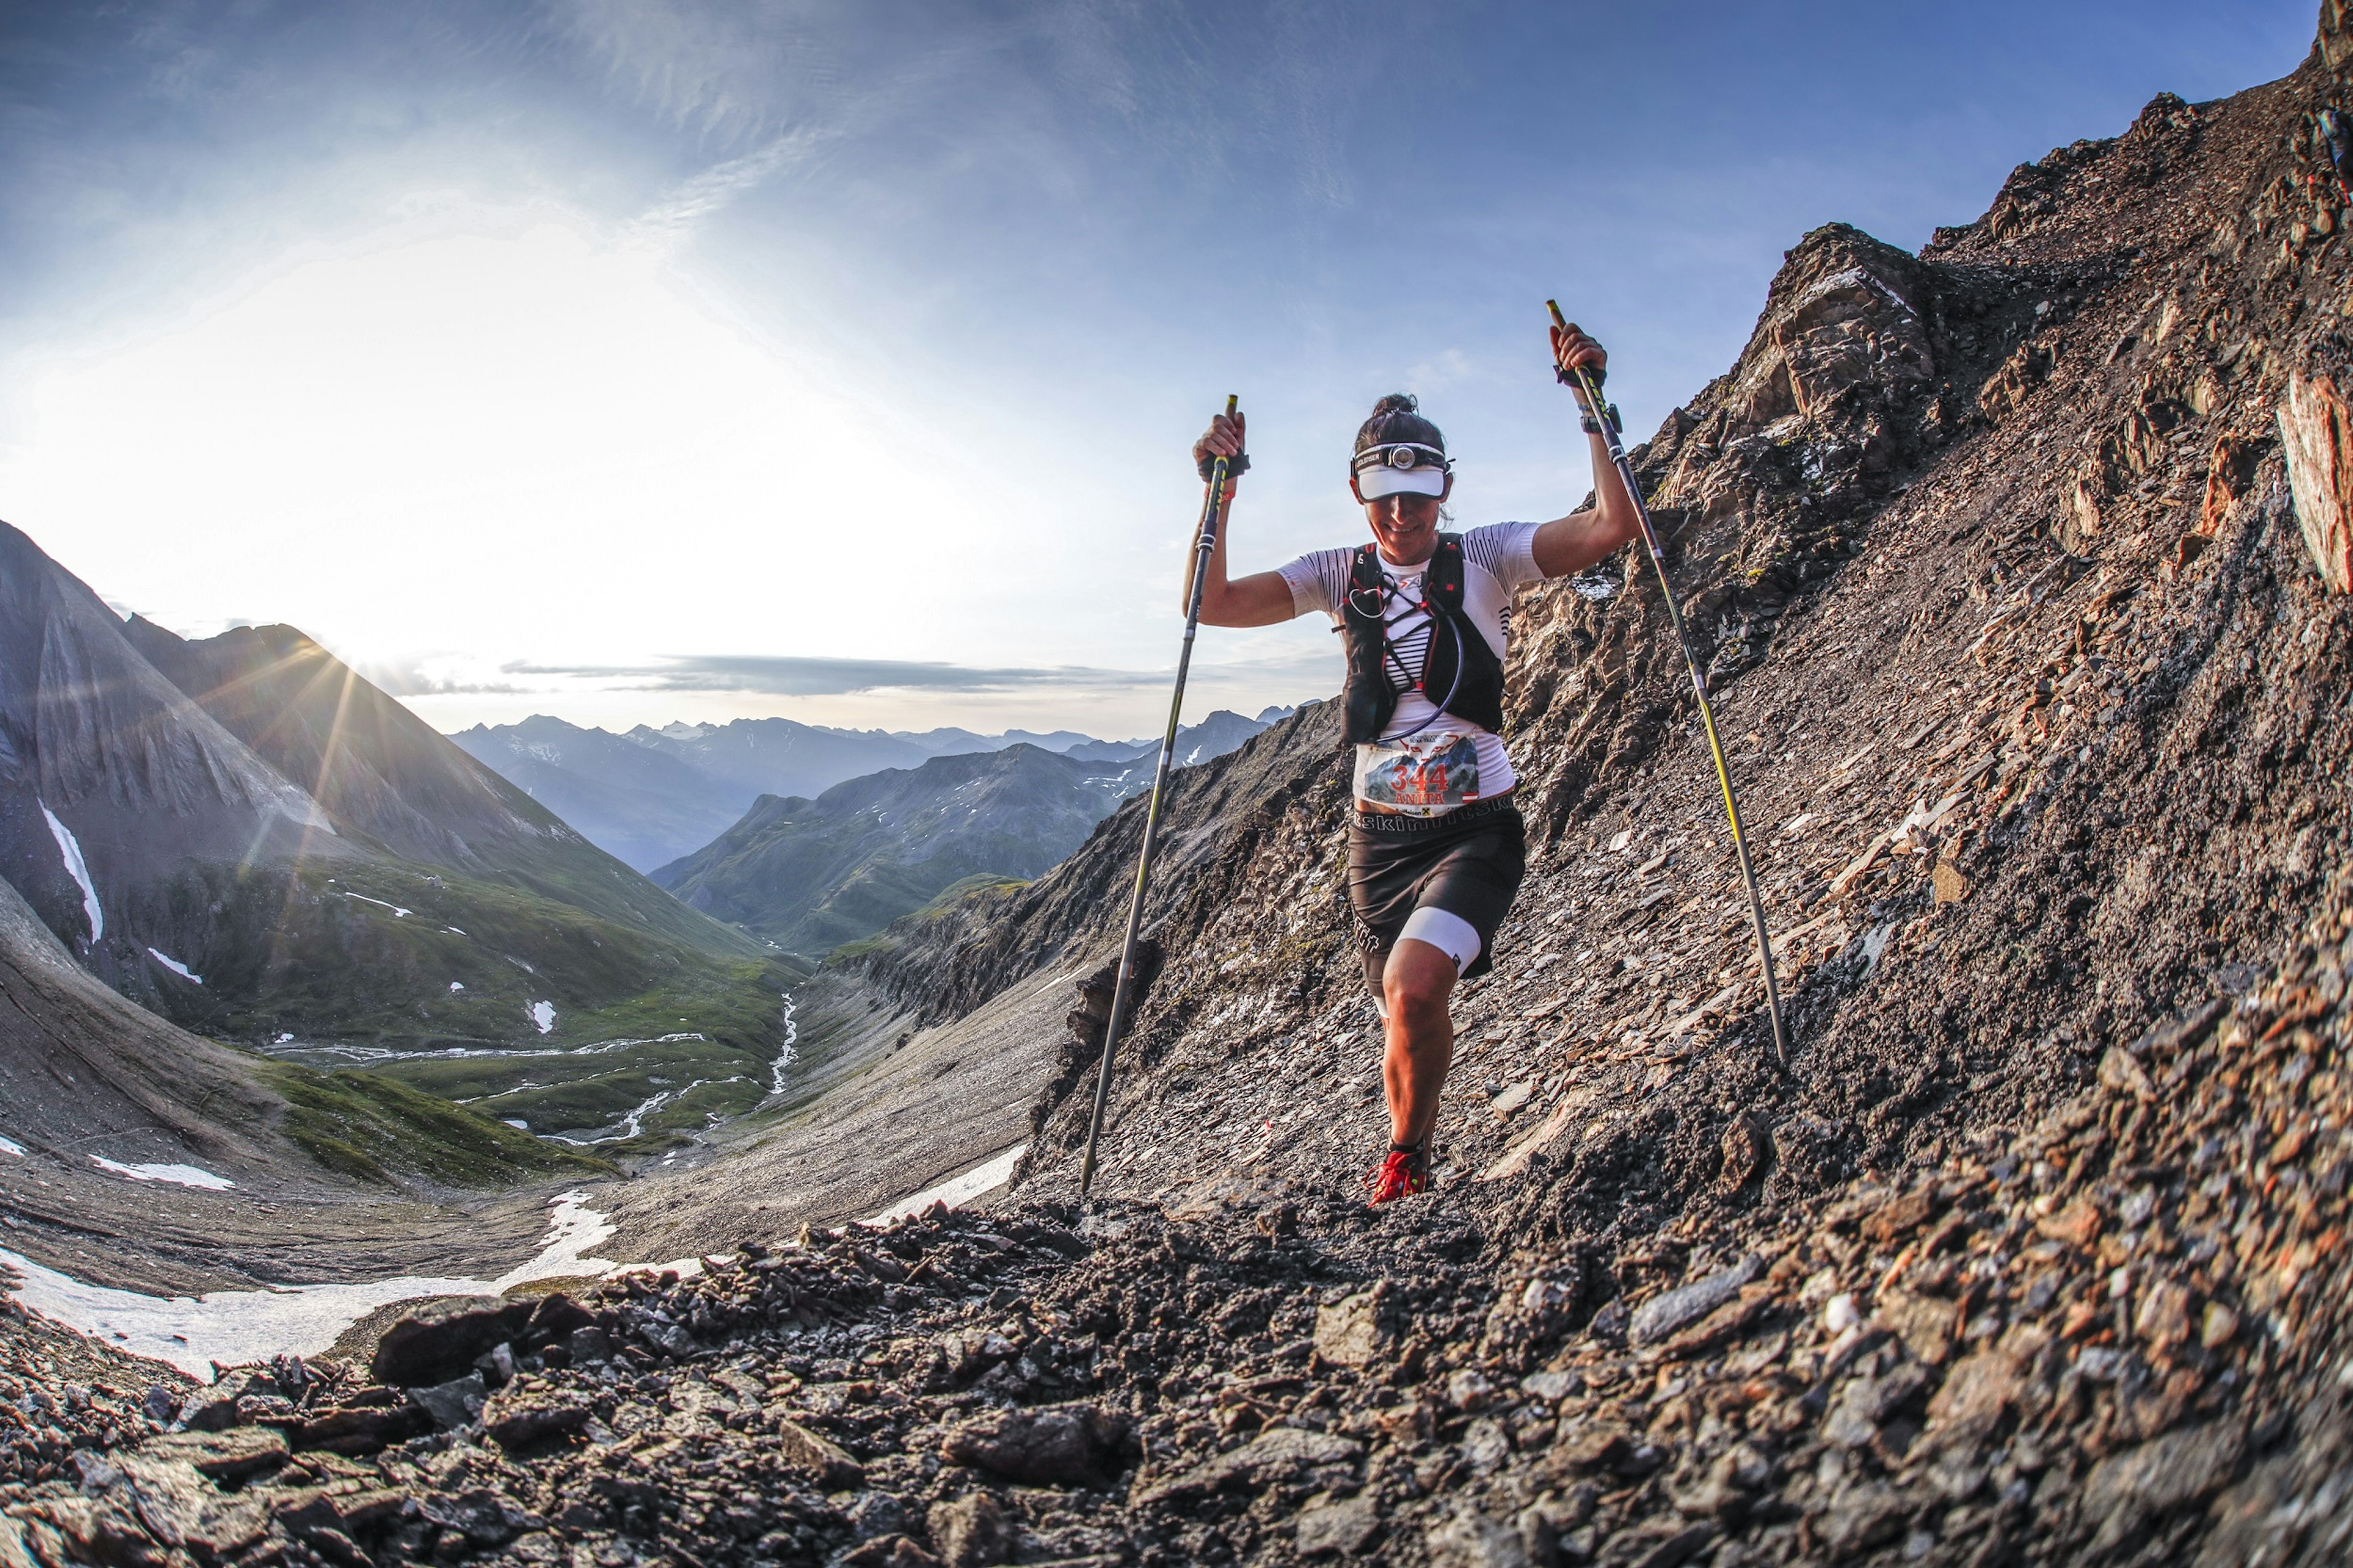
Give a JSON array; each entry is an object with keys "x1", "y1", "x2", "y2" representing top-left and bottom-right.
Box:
[
  {"x1": 1079, "y1": 396, "x2": 1241, "y2": 1195},
  {"x1": 1549, "y1": 302, "x2": 1790, "y2": 1070}
]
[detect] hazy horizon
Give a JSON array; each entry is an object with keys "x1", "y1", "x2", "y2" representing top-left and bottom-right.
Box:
[{"x1": 0, "y1": 1, "x2": 2311, "y2": 737}]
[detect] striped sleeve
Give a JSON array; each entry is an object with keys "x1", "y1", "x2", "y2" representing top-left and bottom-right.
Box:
[
  {"x1": 1463, "y1": 521, "x2": 1544, "y2": 589},
  {"x1": 1277, "y1": 547, "x2": 1354, "y2": 621}
]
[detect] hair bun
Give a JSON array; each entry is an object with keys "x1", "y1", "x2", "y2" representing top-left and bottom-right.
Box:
[{"x1": 1371, "y1": 393, "x2": 1419, "y2": 417}]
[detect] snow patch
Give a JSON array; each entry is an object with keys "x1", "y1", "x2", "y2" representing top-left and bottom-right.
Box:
[
  {"x1": 146, "y1": 948, "x2": 203, "y2": 985},
  {"x1": 502, "y1": 1118, "x2": 529, "y2": 1131},
  {"x1": 89, "y1": 1157, "x2": 233, "y2": 1191},
  {"x1": 38, "y1": 801, "x2": 102, "y2": 944},
  {"x1": 339, "y1": 893, "x2": 411, "y2": 917},
  {"x1": 0, "y1": 1192, "x2": 638, "y2": 1378},
  {"x1": 0, "y1": 1135, "x2": 23, "y2": 1157},
  {"x1": 863, "y1": 1143, "x2": 1027, "y2": 1227},
  {"x1": 528, "y1": 1000, "x2": 556, "y2": 1034},
  {"x1": 449, "y1": 981, "x2": 465, "y2": 992}
]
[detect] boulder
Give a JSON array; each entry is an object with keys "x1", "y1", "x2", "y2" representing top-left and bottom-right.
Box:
[
  {"x1": 940, "y1": 1402, "x2": 1132, "y2": 1489},
  {"x1": 2281, "y1": 372, "x2": 2353, "y2": 593},
  {"x1": 369, "y1": 1296, "x2": 529, "y2": 1388}
]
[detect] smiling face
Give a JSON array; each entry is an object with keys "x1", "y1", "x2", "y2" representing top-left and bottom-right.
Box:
[{"x1": 1351, "y1": 474, "x2": 1453, "y2": 566}]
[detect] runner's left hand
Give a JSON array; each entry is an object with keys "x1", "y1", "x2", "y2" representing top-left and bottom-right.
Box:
[{"x1": 1550, "y1": 321, "x2": 1607, "y2": 387}]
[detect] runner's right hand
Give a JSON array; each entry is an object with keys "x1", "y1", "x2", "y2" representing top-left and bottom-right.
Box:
[{"x1": 1192, "y1": 411, "x2": 1247, "y2": 487}]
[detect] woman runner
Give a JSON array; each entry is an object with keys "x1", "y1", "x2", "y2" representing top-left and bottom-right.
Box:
[{"x1": 1190, "y1": 320, "x2": 1640, "y2": 1204}]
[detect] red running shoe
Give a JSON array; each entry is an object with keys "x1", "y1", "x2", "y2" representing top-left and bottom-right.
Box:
[{"x1": 1367, "y1": 1143, "x2": 1430, "y2": 1206}]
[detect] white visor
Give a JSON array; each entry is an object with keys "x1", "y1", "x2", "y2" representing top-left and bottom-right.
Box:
[{"x1": 1355, "y1": 463, "x2": 1448, "y2": 501}]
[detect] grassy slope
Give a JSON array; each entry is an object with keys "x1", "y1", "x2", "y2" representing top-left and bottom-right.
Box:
[
  {"x1": 254, "y1": 1060, "x2": 616, "y2": 1186},
  {"x1": 152, "y1": 858, "x2": 811, "y2": 1153}
]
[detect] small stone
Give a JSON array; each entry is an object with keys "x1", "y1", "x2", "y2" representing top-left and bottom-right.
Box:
[
  {"x1": 1628, "y1": 1255, "x2": 1760, "y2": 1346},
  {"x1": 1425, "y1": 1506, "x2": 1531, "y2": 1568},
  {"x1": 2081, "y1": 1420, "x2": 2245, "y2": 1552},
  {"x1": 839, "y1": 1537, "x2": 941, "y2": 1568},
  {"x1": 1132, "y1": 1426, "x2": 1364, "y2": 1506},
  {"x1": 1314, "y1": 1283, "x2": 1391, "y2": 1368},
  {"x1": 142, "y1": 1425, "x2": 289, "y2": 1483},
  {"x1": 1876, "y1": 1290, "x2": 1958, "y2": 1366},
  {"x1": 2201, "y1": 1301, "x2": 2240, "y2": 1349},
  {"x1": 775, "y1": 1419, "x2": 866, "y2": 1490},
  {"x1": 480, "y1": 1387, "x2": 592, "y2": 1450},
  {"x1": 567, "y1": 1325, "x2": 615, "y2": 1364},
  {"x1": 2036, "y1": 1200, "x2": 2102, "y2": 1249},
  {"x1": 2098, "y1": 1047, "x2": 2156, "y2": 1101},
  {"x1": 1718, "y1": 1114, "x2": 1771, "y2": 1192},
  {"x1": 1816, "y1": 1478, "x2": 1911, "y2": 1557},
  {"x1": 1931, "y1": 860, "x2": 1971, "y2": 904},
  {"x1": 409, "y1": 1373, "x2": 487, "y2": 1432},
  {"x1": 417, "y1": 1488, "x2": 540, "y2": 1550},
  {"x1": 1862, "y1": 1188, "x2": 1938, "y2": 1244},
  {"x1": 1824, "y1": 1293, "x2": 1861, "y2": 1335},
  {"x1": 1296, "y1": 1492, "x2": 1381, "y2": 1557},
  {"x1": 2134, "y1": 1280, "x2": 2193, "y2": 1350},
  {"x1": 1460, "y1": 1417, "x2": 1511, "y2": 1473},
  {"x1": 287, "y1": 1402, "x2": 433, "y2": 1456},
  {"x1": 926, "y1": 1493, "x2": 1012, "y2": 1568},
  {"x1": 1489, "y1": 1080, "x2": 1536, "y2": 1119}
]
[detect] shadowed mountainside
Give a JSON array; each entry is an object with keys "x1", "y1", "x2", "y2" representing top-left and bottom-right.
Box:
[{"x1": 652, "y1": 744, "x2": 1150, "y2": 956}]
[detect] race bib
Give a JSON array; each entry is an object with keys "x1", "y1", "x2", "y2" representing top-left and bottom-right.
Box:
[{"x1": 1354, "y1": 732, "x2": 1482, "y2": 816}]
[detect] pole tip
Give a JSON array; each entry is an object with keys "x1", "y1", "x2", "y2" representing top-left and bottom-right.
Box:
[
  {"x1": 1545, "y1": 299, "x2": 1568, "y2": 329},
  {"x1": 1224, "y1": 394, "x2": 1238, "y2": 416}
]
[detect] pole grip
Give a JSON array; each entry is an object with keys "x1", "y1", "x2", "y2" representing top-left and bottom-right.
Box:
[{"x1": 1544, "y1": 301, "x2": 1604, "y2": 407}]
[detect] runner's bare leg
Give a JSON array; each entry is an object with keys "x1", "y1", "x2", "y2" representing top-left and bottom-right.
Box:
[{"x1": 1381, "y1": 937, "x2": 1459, "y2": 1149}]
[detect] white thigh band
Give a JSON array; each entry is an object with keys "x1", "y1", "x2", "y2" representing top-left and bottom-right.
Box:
[{"x1": 1398, "y1": 906, "x2": 1483, "y2": 972}]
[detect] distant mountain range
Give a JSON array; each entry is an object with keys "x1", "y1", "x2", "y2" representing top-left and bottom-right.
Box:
[
  {"x1": 650, "y1": 744, "x2": 1154, "y2": 954},
  {"x1": 0, "y1": 520, "x2": 801, "y2": 1151},
  {"x1": 451, "y1": 707, "x2": 1291, "y2": 873}
]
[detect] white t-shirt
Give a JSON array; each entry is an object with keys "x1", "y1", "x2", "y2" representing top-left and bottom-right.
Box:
[{"x1": 1278, "y1": 521, "x2": 1544, "y2": 815}]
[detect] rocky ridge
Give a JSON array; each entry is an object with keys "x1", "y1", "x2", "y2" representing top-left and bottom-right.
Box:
[{"x1": 5, "y1": 935, "x2": 2348, "y2": 1564}]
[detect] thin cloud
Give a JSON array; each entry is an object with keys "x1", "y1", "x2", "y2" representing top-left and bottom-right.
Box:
[
  {"x1": 502, "y1": 649, "x2": 1336, "y2": 697},
  {"x1": 504, "y1": 653, "x2": 1156, "y2": 695},
  {"x1": 625, "y1": 130, "x2": 831, "y2": 248}
]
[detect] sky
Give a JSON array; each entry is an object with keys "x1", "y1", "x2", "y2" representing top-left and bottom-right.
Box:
[{"x1": 0, "y1": 0, "x2": 2317, "y2": 740}]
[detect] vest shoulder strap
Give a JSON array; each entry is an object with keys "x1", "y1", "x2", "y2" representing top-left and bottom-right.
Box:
[{"x1": 1426, "y1": 533, "x2": 1466, "y2": 612}]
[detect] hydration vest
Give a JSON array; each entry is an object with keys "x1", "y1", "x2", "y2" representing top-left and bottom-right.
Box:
[{"x1": 1340, "y1": 533, "x2": 1507, "y2": 746}]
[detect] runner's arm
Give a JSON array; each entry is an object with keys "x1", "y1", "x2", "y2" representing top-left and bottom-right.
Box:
[
  {"x1": 1189, "y1": 410, "x2": 1299, "y2": 626},
  {"x1": 1529, "y1": 322, "x2": 1643, "y2": 580}
]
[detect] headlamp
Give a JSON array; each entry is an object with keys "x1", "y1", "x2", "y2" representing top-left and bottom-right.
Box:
[{"x1": 1352, "y1": 442, "x2": 1452, "y2": 500}]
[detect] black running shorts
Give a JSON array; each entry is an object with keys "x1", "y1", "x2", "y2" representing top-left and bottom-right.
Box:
[{"x1": 1346, "y1": 795, "x2": 1526, "y2": 981}]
